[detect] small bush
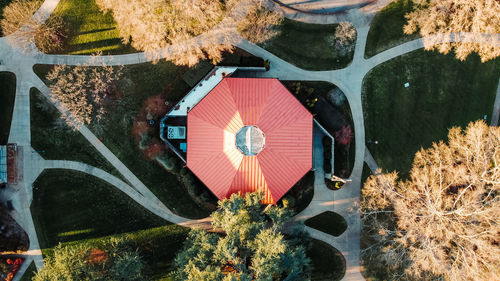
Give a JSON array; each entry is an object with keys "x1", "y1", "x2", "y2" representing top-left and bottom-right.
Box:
[{"x1": 156, "y1": 154, "x2": 175, "y2": 171}]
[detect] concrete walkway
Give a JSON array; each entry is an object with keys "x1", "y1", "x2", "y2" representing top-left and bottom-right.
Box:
[
  {"x1": 491, "y1": 78, "x2": 500, "y2": 126},
  {"x1": 1, "y1": 0, "x2": 498, "y2": 280},
  {"x1": 271, "y1": 0, "x2": 393, "y2": 25},
  {"x1": 363, "y1": 147, "x2": 379, "y2": 174}
]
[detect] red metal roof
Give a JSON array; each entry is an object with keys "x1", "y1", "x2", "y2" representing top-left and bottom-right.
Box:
[{"x1": 187, "y1": 78, "x2": 313, "y2": 204}]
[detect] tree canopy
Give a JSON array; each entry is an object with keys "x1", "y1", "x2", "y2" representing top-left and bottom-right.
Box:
[
  {"x1": 361, "y1": 120, "x2": 500, "y2": 280},
  {"x1": 404, "y1": 0, "x2": 500, "y2": 62},
  {"x1": 95, "y1": 0, "x2": 282, "y2": 66},
  {"x1": 46, "y1": 61, "x2": 122, "y2": 126},
  {"x1": 1, "y1": 0, "x2": 67, "y2": 53},
  {"x1": 34, "y1": 238, "x2": 145, "y2": 281},
  {"x1": 174, "y1": 192, "x2": 311, "y2": 280}
]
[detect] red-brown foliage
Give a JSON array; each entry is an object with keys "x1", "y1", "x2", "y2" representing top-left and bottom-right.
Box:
[
  {"x1": 87, "y1": 248, "x2": 108, "y2": 265},
  {"x1": 144, "y1": 95, "x2": 167, "y2": 119},
  {"x1": 3, "y1": 258, "x2": 23, "y2": 281},
  {"x1": 132, "y1": 121, "x2": 149, "y2": 140},
  {"x1": 143, "y1": 142, "x2": 165, "y2": 160},
  {"x1": 334, "y1": 125, "x2": 353, "y2": 145}
]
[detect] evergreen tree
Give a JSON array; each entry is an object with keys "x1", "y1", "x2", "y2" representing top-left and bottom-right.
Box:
[{"x1": 174, "y1": 193, "x2": 311, "y2": 281}]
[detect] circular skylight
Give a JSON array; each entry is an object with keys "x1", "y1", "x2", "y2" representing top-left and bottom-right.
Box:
[{"x1": 235, "y1": 126, "x2": 265, "y2": 156}]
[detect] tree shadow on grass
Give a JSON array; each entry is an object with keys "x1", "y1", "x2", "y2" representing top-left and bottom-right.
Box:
[{"x1": 76, "y1": 27, "x2": 116, "y2": 36}]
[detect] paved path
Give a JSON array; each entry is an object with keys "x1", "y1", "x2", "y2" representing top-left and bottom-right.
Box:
[
  {"x1": 41, "y1": 160, "x2": 212, "y2": 228},
  {"x1": 363, "y1": 147, "x2": 379, "y2": 174},
  {"x1": 1, "y1": 0, "x2": 498, "y2": 280},
  {"x1": 273, "y1": 0, "x2": 373, "y2": 14},
  {"x1": 271, "y1": 0, "x2": 392, "y2": 25},
  {"x1": 491, "y1": 78, "x2": 500, "y2": 126}
]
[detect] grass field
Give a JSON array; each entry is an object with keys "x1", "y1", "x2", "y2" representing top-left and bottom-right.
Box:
[
  {"x1": 89, "y1": 62, "x2": 211, "y2": 219},
  {"x1": 365, "y1": 0, "x2": 419, "y2": 58},
  {"x1": 19, "y1": 262, "x2": 36, "y2": 281},
  {"x1": 305, "y1": 211, "x2": 348, "y2": 237},
  {"x1": 363, "y1": 50, "x2": 500, "y2": 177},
  {"x1": 308, "y1": 239, "x2": 345, "y2": 280},
  {"x1": 32, "y1": 170, "x2": 168, "y2": 247},
  {"x1": 33, "y1": 61, "x2": 211, "y2": 219},
  {"x1": 31, "y1": 169, "x2": 188, "y2": 279},
  {"x1": 361, "y1": 163, "x2": 372, "y2": 186},
  {"x1": 49, "y1": 0, "x2": 135, "y2": 55},
  {"x1": 0, "y1": 72, "x2": 16, "y2": 145},
  {"x1": 30, "y1": 89, "x2": 120, "y2": 177},
  {"x1": 261, "y1": 19, "x2": 354, "y2": 70}
]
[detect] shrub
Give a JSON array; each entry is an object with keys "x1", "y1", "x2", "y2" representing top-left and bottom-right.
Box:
[
  {"x1": 333, "y1": 22, "x2": 356, "y2": 56},
  {"x1": 156, "y1": 154, "x2": 176, "y2": 171},
  {"x1": 327, "y1": 87, "x2": 346, "y2": 106},
  {"x1": 334, "y1": 125, "x2": 353, "y2": 145}
]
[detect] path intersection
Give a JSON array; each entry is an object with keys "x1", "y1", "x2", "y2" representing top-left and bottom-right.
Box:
[{"x1": 0, "y1": 1, "x2": 498, "y2": 280}]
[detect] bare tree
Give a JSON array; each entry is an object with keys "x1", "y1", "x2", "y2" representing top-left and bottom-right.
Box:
[
  {"x1": 46, "y1": 60, "x2": 122, "y2": 127},
  {"x1": 95, "y1": 0, "x2": 231, "y2": 64},
  {"x1": 238, "y1": 2, "x2": 283, "y2": 44},
  {"x1": 362, "y1": 120, "x2": 500, "y2": 281},
  {"x1": 95, "y1": 0, "x2": 282, "y2": 66},
  {"x1": 404, "y1": 0, "x2": 500, "y2": 62},
  {"x1": 333, "y1": 22, "x2": 356, "y2": 56},
  {"x1": 1, "y1": 0, "x2": 67, "y2": 53}
]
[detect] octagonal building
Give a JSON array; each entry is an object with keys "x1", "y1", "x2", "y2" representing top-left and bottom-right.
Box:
[{"x1": 186, "y1": 77, "x2": 313, "y2": 204}]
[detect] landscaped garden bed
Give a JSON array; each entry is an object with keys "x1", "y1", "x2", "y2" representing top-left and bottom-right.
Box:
[
  {"x1": 362, "y1": 49, "x2": 500, "y2": 177},
  {"x1": 305, "y1": 211, "x2": 348, "y2": 237},
  {"x1": 0, "y1": 257, "x2": 23, "y2": 281},
  {"x1": 282, "y1": 81, "x2": 355, "y2": 179},
  {"x1": 278, "y1": 171, "x2": 315, "y2": 214},
  {"x1": 0, "y1": 206, "x2": 28, "y2": 254},
  {"x1": 0, "y1": 72, "x2": 16, "y2": 145},
  {"x1": 308, "y1": 239, "x2": 345, "y2": 280}
]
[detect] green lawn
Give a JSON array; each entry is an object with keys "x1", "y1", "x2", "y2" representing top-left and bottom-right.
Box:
[
  {"x1": 261, "y1": 19, "x2": 354, "y2": 70},
  {"x1": 361, "y1": 163, "x2": 372, "y2": 186},
  {"x1": 30, "y1": 89, "x2": 120, "y2": 177},
  {"x1": 32, "y1": 170, "x2": 168, "y2": 248},
  {"x1": 308, "y1": 239, "x2": 345, "y2": 280},
  {"x1": 363, "y1": 50, "x2": 500, "y2": 177},
  {"x1": 365, "y1": 0, "x2": 419, "y2": 58},
  {"x1": 19, "y1": 262, "x2": 36, "y2": 281},
  {"x1": 34, "y1": 61, "x2": 211, "y2": 219},
  {"x1": 49, "y1": 0, "x2": 135, "y2": 55},
  {"x1": 305, "y1": 211, "x2": 348, "y2": 237},
  {"x1": 0, "y1": 72, "x2": 16, "y2": 145},
  {"x1": 90, "y1": 62, "x2": 211, "y2": 219},
  {"x1": 31, "y1": 169, "x2": 188, "y2": 279}
]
